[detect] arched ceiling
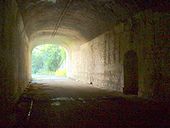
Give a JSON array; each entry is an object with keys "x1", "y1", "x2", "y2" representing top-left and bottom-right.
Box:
[{"x1": 16, "y1": 0, "x2": 169, "y2": 47}]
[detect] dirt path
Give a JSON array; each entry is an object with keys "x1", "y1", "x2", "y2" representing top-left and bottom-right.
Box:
[{"x1": 15, "y1": 78, "x2": 170, "y2": 128}]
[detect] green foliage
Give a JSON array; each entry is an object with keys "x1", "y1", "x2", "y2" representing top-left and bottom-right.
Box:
[{"x1": 32, "y1": 44, "x2": 66, "y2": 75}]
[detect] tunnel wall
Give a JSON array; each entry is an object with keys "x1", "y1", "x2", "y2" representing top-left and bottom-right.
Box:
[
  {"x1": 70, "y1": 10, "x2": 170, "y2": 99},
  {"x1": 0, "y1": 0, "x2": 29, "y2": 115}
]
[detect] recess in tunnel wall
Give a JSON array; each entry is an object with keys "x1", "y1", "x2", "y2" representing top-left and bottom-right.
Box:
[
  {"x1": 0, "y1": 0, "x2": 29, "y2": 115},
  {"x1": 70, "y1": 10, "x2": 170, "y2": 99},
  {"x1": 123, "y1": 50, "x2": 138, "y2": 95}
]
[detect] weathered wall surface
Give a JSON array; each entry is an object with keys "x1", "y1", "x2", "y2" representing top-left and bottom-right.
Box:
[
  {"x1": 154, "y1": 12, "x2": 170, "y2": 99},
  {"x1": 0, "y1": 0, "x2": 29, "y2": 115},
  {"x1": 70, "y1": 10, "x2": 170, "y2": 99}
]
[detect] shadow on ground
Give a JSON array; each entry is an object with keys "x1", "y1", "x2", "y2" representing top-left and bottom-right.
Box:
[{"x1": 15, "y1": 79, "x2": 170, "y2": 128}]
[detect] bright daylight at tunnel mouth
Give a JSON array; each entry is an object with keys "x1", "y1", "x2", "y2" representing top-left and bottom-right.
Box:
[{"x1": 32, "y1": 44, "x2": 67, "y2": 80}]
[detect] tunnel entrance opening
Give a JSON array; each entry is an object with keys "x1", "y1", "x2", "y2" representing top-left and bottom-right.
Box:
[
  {"x1": 31, "y1": 44, "x2": 67, "y2": 80},
  {"x1": 123, "y1": 50, "x2": 138, "y2": 95}
]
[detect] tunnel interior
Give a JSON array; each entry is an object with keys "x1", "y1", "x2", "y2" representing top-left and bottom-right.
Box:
[
  {"x1": 0, "y1": 0, "x2": 170, "y2": 127},
  {"x1": 123, "y1": 50, "x2": 138, "y2": 95}
]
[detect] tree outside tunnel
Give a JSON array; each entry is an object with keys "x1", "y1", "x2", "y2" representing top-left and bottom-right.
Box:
[{"x1": 32, "y1": 44, "x2": 67, "y2": 77}]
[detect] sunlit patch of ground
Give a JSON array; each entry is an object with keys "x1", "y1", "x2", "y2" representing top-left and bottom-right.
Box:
[{"x1": 32, "y1": 74, "x2": 67, "y2": 81}]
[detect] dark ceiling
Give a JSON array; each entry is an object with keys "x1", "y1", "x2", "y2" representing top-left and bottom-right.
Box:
[{"x1": 16, "y1": 0, "x2": 169, "y2": 45}]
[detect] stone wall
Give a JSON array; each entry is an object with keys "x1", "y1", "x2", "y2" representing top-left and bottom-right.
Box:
[
  {"x1": 0, "y1": 0, "x2": 29, "y2": 115},
  {"x1": 70, "y1": 10, "x2": 170, "y2": 99}
]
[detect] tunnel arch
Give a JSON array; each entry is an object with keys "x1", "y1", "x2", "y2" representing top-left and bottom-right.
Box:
[
  {"x1": 29, "y1": 36, "x2": 71, "y2": 53},
  {"x1": 123, "y1": 50, "x2": 138, "y2": 95}
]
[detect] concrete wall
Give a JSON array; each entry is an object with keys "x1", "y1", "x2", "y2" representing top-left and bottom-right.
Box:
[
  {"x1": 70, "y1": 10, "x2": 170, "y2": 99},
  {"x1": 0, "y1": 0, "x2": 29, "y2": 115}
]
